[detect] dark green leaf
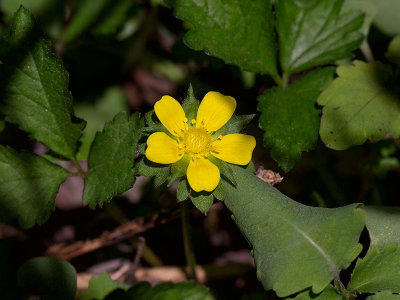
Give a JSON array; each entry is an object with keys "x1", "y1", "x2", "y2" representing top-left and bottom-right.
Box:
[
  {"x1": 258, "y1": 68, "x2": 335, "y2": 171},
  {"x1": 292, "y1": 285, "x2": 343, "y2": 300},
  {"x1": 191, "y1": 192, "x2": 214, "y2": 213},
  {"x1": 386, "y1": 36, "x2": 400, "y2": 65},
  {"x1": 18, "y1": 257, "x2": 77, "y2": 300},
  {"x1": 177, "y1": 179, "x2": 190, "y2": 202},
  {"x1": 220, "y1": 165, "x2": 365, "y2": 297},
  {"x1": 276, "y1": 0, "x2": 364, "y2": 74},
  {"x1": 81, "y1": 272, "x2": 129, "y2": 300},
  {"x1": 0, "y1": 145, "x2": 69, "y2": 228},
  {"x1": 167, "y1": 0, "x2": 277, "y2": 75},
  {"x1": 83, "y1": 112, "x2": 142, "y2": 208},
  {"x1": 349, "y1": 244, "x2": 400, "y2": 293},
  {"x1": 319, "y1": 61, "x2": 400, "y2": 150},
  {"x1": 0, "y1": 7, "x2": 85, "y2": 160}
]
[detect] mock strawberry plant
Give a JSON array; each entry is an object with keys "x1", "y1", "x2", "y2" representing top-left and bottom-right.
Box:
[{"x1": 1, "y1": 1, "x2": 400, "y2": 300}]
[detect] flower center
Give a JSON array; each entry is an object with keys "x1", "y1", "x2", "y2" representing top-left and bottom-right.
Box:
[{"x1": 181, "y1": 127, "x2": 212, "y2": 155}]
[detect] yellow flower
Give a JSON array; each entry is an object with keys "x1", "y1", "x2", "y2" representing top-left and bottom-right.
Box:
[{"x1": 145, "y1": 91, "x2": 256, "y2": 192}]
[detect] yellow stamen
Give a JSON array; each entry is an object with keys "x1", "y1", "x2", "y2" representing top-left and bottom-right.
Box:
[{"x1": 182, "y1": 127, "x2": 212, "y2": 155}]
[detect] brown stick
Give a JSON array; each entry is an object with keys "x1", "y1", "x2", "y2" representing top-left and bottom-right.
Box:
[{"x1": 45, "y1": 216, "x2": 156, "y2": 260}]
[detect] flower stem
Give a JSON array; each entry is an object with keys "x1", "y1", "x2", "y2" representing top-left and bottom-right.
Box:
[
  {"x1": 360, "y1": 40, "x2": 374, "y2": 63},
  {"x1": 71, "y1": 158, "x2": 86, "y2": 177},
  {"x1": 181, "y1": 199, "x2": 198, "y2": 281}
]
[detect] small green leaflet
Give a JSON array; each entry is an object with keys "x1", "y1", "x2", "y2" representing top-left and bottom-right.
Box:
[
  {"x1": 167, "y1": 0, "x2": 277, "y2": 76},
  {"x1": 349, "y1": 244, "x2": 400, "y2": 293},
  {"x1": 81, "y1": 272, "x2": 129, "y2": 300},
  {"x1": 81, "y1": 273, "x2": 212, "y2": 300},
  {"x1": 83, "y1": 112, "x2": 143, "y2": 208},
  {"x1": 386, "y1": 36, "x2": 400, "y2": 66},
  {"x1": 347, "y1": 207, "x2": 400, "y2": 294},
  {"x1": 258, "y1": 68, "x2": 335, "y2": 171},
  {"x1": 110, "y1": 281, "x2": 212, "y2": 300},
  {"x1": 319, "y1": 61, "x2": 400, "y2": 150},
  {"x1": 0, "y1": 6, "x2": 85, "y2": 160},
  {"x1": 0, "y1": 145, "x2": 69, "y2": 228},
  {"x1": 220, "y1": 165, "x2": 365, "y2": 297},
  {"x1": 276, "y1": 0, "x2": 364, "y2": 75},
  {"x1": 18, "y1": 257, "x2": 77, "y2": 300}
]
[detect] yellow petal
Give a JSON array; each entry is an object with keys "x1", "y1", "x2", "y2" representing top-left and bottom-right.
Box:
[
  {"x1": 154, "y1": 96, "x2": 187, "y2": 137},
  {"x1": 212, "y1": 134, "x2": 256, "y2": 165},
  {"x1": 186, "y1": 157, "x2": 220, "y2": 192},
  {"x1": 196, "y1": 91, "x2": 236, "y2": 133},
  {"x1": 145, "y1": 132, "x2": 183, "y2": 164}
]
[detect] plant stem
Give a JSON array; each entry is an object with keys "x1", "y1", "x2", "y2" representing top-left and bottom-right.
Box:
[
  {"x1": 360, "y1": 40, "x2": 374, "y2": 63},
  {"x1": 334, "y1": 278, "x2": 356, "y2": 300},
  {"x1": 282, "y1": 73, "x2": 289, "y2": 88},
  {"x1": 72, "y1": 158, "x2": 86, "y2": 177},
  {"x1": 181, "y1": 199, "x2": 198, "y2": 281}
]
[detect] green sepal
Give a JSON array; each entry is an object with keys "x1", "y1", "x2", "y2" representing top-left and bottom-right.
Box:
[
  {"x1": 137, "y1": 142, "x2": 146, "y2": 155},
  {"x1": 169, "y1": 155, "x2": 190, "y2": 185},
  {"x1": 246, "y1": 161, "x2": 256, "y2": 173},
  {"x1": 177, "y1": 179, "x2": 190, "y2": 202},
  {"x1": 145, "y1": 110, "x2": 157, "y2": 126},
  {"x1": 142, "y1": 110, "x2": 167, "y2": 135},
  {"x1": 191, "y1": 192, "x2": 214, "y2": 213},
  {"x1": 182, "y1": 85, "x2": 200, "y2": 121},
  {"x1": 154, "y1": 167, "x2": 170, "y2": 187},
  {"x1": 137, "y1": 158, "x2": 169, "y2": 177},
  {"x1": 213, "y1": 114, "x2": 255, "y2": 137},
  {"x1": 208, "y1": 156, "x2": 237, "y2": 187},
  {"x1": 213, "y1": 178, "x2": 227, "y2": 200}
]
